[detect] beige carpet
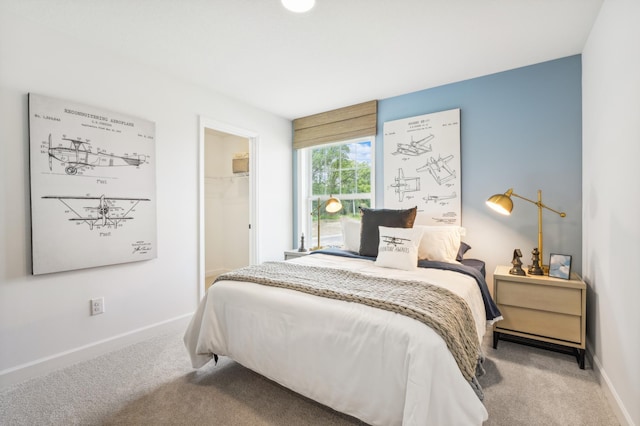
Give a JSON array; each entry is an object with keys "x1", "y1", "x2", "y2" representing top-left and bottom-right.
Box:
[{"x1": 1, "y1": 322, "x2": 619, "y2": 425}]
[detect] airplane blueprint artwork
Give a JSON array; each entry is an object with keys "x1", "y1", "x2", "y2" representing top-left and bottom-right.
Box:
[
  {"x1": 44, "y1": 133, "x2": 148, "y2": 175},
  {"x1": 28, "y1": 93, "x2": 157, "y2": 275},
  {"x1": 41, "y1": 195, "x2": 151, "y2": 231},
  {"x1": 390, "y1": 168, "x2": 420, "y2": 202},
  {"x1": 383, "y1": 109, "x2": 461, "y2": 225},
  {"x1": 391, "y1": 134, "x2": 433, "y2": 156}
]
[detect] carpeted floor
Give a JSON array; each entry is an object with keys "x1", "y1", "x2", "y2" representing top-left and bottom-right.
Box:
[{"x1": 1, "y1": 322, "x2": 619, "y2": 425}]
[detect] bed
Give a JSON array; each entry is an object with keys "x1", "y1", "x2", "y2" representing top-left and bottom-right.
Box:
[{"x1": 184, "y1": 208, "x2": 502, "y2": 425}]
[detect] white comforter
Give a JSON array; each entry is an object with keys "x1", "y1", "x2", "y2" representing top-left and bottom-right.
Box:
[{"x1": 184, "y1": 253, "x2": 489, "y2": 425}]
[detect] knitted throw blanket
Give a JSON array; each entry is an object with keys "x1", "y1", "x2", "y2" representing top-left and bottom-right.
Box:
[{"x1": 216, "y1": 261, "x2": 480, "y2": 381}]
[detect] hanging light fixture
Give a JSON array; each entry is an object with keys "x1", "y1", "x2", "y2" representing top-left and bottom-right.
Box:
[{"x1": 281, "y1": 0, "x2": 315, "y2": 13}]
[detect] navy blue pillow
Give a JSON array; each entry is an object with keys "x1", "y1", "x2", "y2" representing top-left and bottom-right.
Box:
[{"x1": 456, "y1": 241, "x2": 472, "y2": 262}]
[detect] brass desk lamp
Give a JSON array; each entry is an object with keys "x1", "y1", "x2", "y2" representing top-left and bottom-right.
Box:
[
  {"x1": 486, "y1": 188, "x2": 566, "y2": 275},
  {"x1": 311, "y1": 195, "x2": 343, "y2": 250}
]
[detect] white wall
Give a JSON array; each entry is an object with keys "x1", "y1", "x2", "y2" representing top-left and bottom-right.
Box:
[
  {"x1": 0, "y1": 10, "x2": 291, "y2": 386},
  {"x1": 582, "y1": 0, "x2": 640, "y2": 424}
]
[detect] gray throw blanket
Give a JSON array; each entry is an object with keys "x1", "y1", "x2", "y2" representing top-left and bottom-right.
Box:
[{"x1": 216, "y1": 261, "x2": 480, "y2": 383}]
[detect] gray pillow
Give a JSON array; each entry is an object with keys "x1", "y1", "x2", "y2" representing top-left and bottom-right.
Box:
[
  {"x1": 359, "y1": 207, "x2": 417, "y2": 257},
  {"x1": 456, "y1": 241, "x2": 472, "y2": 262}
]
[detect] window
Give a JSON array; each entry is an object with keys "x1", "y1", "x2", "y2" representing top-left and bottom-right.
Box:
[{"x1": 298, "y1": 137, "x2": 374, "y2": 249}]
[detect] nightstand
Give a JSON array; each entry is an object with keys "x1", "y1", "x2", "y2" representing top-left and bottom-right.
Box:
[
  {"x1": 284, "y1": 249, "x2": 310, "y2": 260},
  {"x1": 492, "y1": 265, "x2": 586, "y2": 369}
]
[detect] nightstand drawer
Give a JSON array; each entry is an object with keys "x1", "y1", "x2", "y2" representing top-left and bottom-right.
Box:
[
  {"x1": 496, "y1": 280, "x2": 581, "y2": 316},
  {"x1": 497, "y1": 305, "x2": 581, "y2": 343},
  {"x1": 493, "y1": 265, "x2": 587, "y2": 367}
]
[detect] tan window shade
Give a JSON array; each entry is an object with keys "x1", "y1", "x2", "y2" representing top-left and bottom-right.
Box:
[{"x1": 293, "y1": 100, "x2": 377, "y2": 149}]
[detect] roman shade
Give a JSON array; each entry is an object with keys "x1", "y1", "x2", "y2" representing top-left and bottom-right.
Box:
[{"x1": 293, "y1": 100, "x2": 377, "y2": 149}]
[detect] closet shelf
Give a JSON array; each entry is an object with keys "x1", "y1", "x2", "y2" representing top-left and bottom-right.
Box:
[{"x1": 205, "y1": 173, "x2": 249, "y2": 181}]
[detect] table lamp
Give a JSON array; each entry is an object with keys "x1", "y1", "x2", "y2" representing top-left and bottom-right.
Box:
[
  {"x1": 311, "y1": 195, "x2": 342, "y2": 250},
  {"x1": 486, "y1": 188, "x2": 566, "y2": 275}
]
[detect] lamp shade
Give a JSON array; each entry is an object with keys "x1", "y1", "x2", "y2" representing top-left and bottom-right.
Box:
[
  {"x1": 486, "y1": 190, "x2": 514, "y2": 215},
  {"x1": 324, "y1": 196, "x2": 342, "y2": 213}
]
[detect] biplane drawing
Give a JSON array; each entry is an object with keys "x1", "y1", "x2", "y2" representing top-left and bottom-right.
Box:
[
  {"x1": 392, "y1": 134, "x2": 434, "y2": 156},
  {"x1": 42, "y1": 194, "x2": 150, "y2": 230},
  {"x1": 390, "y1": 168, "x2": 420, "y2": 202},
  {"x1": 44, "y1": 133, "x2": 146, "y2": 175},
  {"x1": 381, "y1": 235, "x2": 411, "y2": 247},
  {"x1": 417, "y1": 154, "x2": 456, "y2": 185},
  {"x1": 424, "y1": 191, "x2": 457, "y2": 204}
]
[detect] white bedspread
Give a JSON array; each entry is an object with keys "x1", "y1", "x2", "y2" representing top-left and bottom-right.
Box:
[{"x1": 184, "y1": 253, "x2": 489, "y2": 425}]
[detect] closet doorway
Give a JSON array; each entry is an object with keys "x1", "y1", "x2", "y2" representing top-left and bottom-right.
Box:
[{"x1": 199, "y1": 117, "x2": 258, "y2": 299}]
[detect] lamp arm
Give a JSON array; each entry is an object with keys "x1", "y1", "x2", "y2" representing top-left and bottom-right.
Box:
[
  {"x1": 509, "y1": 191, "x2": 537, "y2": 205},
  {"x1": 539, "y1": 203, "x2": 566, "y2": 217},
  {"x1": 510, "y1": 189, "x2": 566, "y2": 272},
  {"x1": 310, "y1": 196, "x2": 342, "y2": 250},
  {"x1": 311, "y1": 197, "x2": 327, "y2": 250},
  {"x1": 510, "y1": 191, "x2": 566, "y2": 217}
]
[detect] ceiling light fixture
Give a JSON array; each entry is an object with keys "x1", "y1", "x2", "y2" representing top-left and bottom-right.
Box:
[{"x1": 281, "y1": 0, "x2": 315, "y2": 13}]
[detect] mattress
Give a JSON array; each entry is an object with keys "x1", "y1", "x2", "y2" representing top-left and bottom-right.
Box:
[{"x1": 184, "y1": 253, "x2": 492, "y2": 425}]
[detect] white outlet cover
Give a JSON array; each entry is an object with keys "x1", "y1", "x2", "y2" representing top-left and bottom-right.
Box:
[{"x1": 91, "y1": 298, "x2": 104, "y2": 315}]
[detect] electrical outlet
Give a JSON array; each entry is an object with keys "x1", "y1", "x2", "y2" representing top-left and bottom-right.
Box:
[{"x1": 90, "y1": 297, "x2": 105, "y2": 316}]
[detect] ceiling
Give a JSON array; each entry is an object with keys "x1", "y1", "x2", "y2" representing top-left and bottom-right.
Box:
[{"x1": 2, "y1": 0, "x2": 603, "y2": 120}]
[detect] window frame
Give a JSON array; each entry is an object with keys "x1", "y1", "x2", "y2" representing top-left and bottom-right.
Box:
[{"x1": 296, "y1": 136, "x2": 375, "y2": 249}]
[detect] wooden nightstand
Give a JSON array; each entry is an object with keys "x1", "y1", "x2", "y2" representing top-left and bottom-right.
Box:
[
  {"x1": 492, "y1": 265, "x2": 586, "y2": 369},
  {"x1": 284, "y1": 249, "x2": 310, "y2": 260}
]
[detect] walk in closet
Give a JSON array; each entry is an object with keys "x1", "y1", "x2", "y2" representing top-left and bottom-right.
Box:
[{"x1": 204, "y1": 128, "x2": 250, "y2": 288}]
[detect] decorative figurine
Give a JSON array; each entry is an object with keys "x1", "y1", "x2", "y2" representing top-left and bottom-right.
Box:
[
  {"x1": 509, "y1": 249, "x2": 526, "y2": 275},
  {"x1": 528, "y1": 248, "x2": 544, "y2": 275},
  {"x1": 298, "y1": 233, "x2": 308, "y2": 252}
]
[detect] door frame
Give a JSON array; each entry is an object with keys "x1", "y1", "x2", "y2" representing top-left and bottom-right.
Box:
[{"x1": 198, "y1": 116, "x2": 259, "y2": 300}]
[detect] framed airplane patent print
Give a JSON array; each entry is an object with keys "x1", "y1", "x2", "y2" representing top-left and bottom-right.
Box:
[
  {"x1": 383, "y1": 108, "x2": 461, "y2": 225},
  {"x1": 28, "y1": 93, "x2": 157, "y2": 275}
]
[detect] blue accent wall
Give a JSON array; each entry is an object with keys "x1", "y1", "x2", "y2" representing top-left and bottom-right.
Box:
[
  {"x1": 376, "y1": 55, "x2": 582, "y2": 274},
  {"x1": 295, "y1": 55, "x2": 582, "y2": 275}
]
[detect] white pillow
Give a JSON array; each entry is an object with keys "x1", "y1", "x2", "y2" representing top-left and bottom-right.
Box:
[
  {"x1": 341, "y1": 216, "x2": 361, "y2": 252},
  {"x1": 375, "y1": 226, "x2": 424, "y2": 271},
  {"x1": 415, "y1": 225, "x2": 463, "y2": 263}
]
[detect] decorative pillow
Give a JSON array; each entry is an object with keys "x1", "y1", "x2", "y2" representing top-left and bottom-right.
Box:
[
  {"x1": 359, "y1": 207, "x2": 418, "y2": 257},
  {"x1": 341, "y1": 216, "x2": 361, "y2": 253},
  {"x1": 375, "y1": 226, "x2": 424, "y2": 271},
  {"x1": 415, "y1": 225, "x2": 463, "y2": 263},
  {"x1": 456, "y1": 241, "x2": 472, "y2": 262}
]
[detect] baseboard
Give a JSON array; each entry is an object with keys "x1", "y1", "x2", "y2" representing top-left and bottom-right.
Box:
[
  {"x1": 587, "y1": 344, "x2": 635, "y2": 426},
  {"x1": 0, "y1": 313, "x2": 192, "y2": 391}
]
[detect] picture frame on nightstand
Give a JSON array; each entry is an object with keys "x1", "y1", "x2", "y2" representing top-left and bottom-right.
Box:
[{"x1": 549, "y1": 253, "x2": 572, "y2": 279}]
